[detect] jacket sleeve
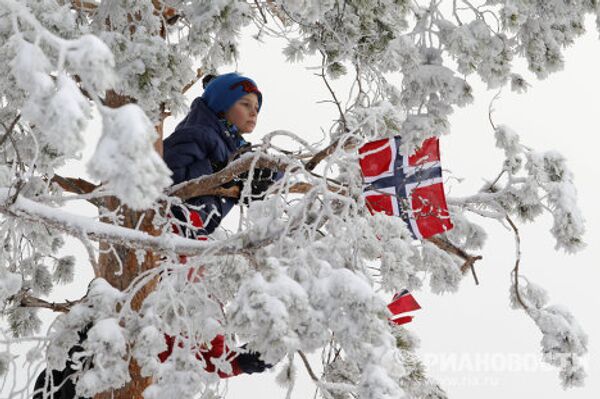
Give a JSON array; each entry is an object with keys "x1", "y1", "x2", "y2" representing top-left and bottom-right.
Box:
[{"x1": 163, "y1": 127, "x2": 214, "y2": 185}]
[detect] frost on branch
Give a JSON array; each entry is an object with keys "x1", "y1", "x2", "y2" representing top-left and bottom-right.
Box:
[
  {"x1": 0, "y1": 1, "x2": 596, "y2": 397},
  {"x1": 53, "y1": 256, "x2": 75, "y2": 284},
  {"x1": 0, "y1": 202, "x2": 69, "y2": 338},
  {"x1": 65, "y1": 34, "x2": 116, "y2": 93},
  {"x1": 131, "y1": 325, "x2": 166, "y2": 379},
  {"x1": 437, "y1": 20, "x2": 512, "y2": 89},
  {"x1": 461, "y1": 124, "x2": 586, "y2": 253},
  {"x1": 510, "y1": 280, "x2": 588, "y2": 388},
  {"x1": 421, "y1": 241, "x2": 462, "y2": 295},
  {"x1": 184, "y1": 1, "x2": 253, "y2": 69},
  {"x1": 449, "y1": 121, "x2": 589, "y2": 384},
  {"x1": 78, "y1": 318, "x2": 130, "y2": 397},
  {"x1": 88, "y1": 104, "x2": 172, "y2": 210},
  {"x1": 3, "y1": 2, "x2": 115, "y2": 164},
  {"x1": 491, "y1": 0, "x2": 591, "y2": 79},
  {"x1": 368, "y1": 214, "x2": 422, "y2": 292},
  {"x1": 0, "y1": 352, "x2": 11, "y2": 377},
  {"x1": 525, "y1": 151, "x2": 585, "y2": 253},
  {"x1": 45, "y1": 279, "x2": 125, "y2": 370},
  {"x1": 442, "y1": 210, "x2": 487, "y2": 251},
  {"x1": 399, "y1": 47, "x2": 474, "y2": 152},
  {"x1": 7, "y1": 307, "x2": 42, "y2": 339},
  {"x1": 392, "y1": 326, "x2": 447, "y2": 399},
  {"x1": 10, "y1": 40, "x2": 90, "y2": 159},
  {"x1": 89, "y1": 0, "x2": 252, "y2": 120},
  {"x1": 0, "y1": 268, "x2": 21, "y2": 305}
]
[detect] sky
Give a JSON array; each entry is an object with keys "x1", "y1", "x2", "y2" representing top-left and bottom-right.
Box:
[{"x1": 7, "y1": 13, "x2": 600, "y2": 399}]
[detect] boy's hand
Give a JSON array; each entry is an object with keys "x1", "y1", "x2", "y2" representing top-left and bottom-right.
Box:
[
  {"x1": 240, "y1": 168, "x2": 277, "y2": 204},
  {"x1": 219, "y1": 168, "x2": 277, "y2": 204}
]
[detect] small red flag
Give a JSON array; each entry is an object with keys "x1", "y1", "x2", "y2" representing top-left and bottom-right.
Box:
[{"x1": 387, "y1": 290, "x2": 421, "y2": 326}]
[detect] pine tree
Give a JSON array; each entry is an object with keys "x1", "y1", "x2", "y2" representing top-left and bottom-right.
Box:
[{"x1": 0, "y1": 1, "x2": 594, "y2": 398}]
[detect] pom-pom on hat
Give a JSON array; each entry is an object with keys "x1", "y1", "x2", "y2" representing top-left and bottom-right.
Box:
[{"x1": 201, "y1": 72, "x2": 262, "y2": 116}]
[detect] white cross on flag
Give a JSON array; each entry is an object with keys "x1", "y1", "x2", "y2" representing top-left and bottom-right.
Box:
[{"x1": 358, "y1": 136, "x2": 453, "y2": 239}]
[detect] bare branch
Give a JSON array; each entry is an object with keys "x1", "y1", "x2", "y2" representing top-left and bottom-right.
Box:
[
  {"x1": 252, "y1": 0, "x2": 268, "y2": 24},
  {"x1": 70, "y1": 0, "x2": 97, "y2": 12},
  {"x1": 0, "y1": 114, "x2": 21, "y2": 148},
  {"x1": 318, "y1": 50, "x2": 347, "y2": 132},
  {"x1": 304, "y1": 137, "x2": 359, "y2": 171},
  {"x1": 488, "y1": 89, "x2": 502, "y2": 131},
  {"x1": 506, "y1": 215, "x2": 528, "y2": 309},
  {"x1": 16, "y1": 291, "x2": 81, "y2": 313},
  {"x1": 298, "y1": 350, "x2": 319, "y2": 382},
  {"x1": 50, "y1": 175, "x2": 97, "y2": 195}
]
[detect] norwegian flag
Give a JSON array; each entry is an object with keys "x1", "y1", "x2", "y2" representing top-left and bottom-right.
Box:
[
  {"x1": 358, "y1": 136, "x2": 453, "y2": 239},
  {"x1": 387, "y1": 289, "x2": 421, "y2": 326}
]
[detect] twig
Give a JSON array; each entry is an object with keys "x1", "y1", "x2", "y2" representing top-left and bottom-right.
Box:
[
  {"x1": 426, "y1": 236, "x2": 483, "y2": 279},
  {"x1": 287, "y1": 182, "x2": 314, "y2": 194},
  {"x1": 49, "y1": 175, "x2": 103, "y2": 207},
  {"x1": 77, "y1": 233, "x2": 100, "y2": 276},
  {"x1": 318, "y1": 50, "x2": 347, "y2": 132},
  {"x1": 506, "y1": 215, "x2": 528, "y2": 309},
  {"x1": 70, "y1": 0, "x2": 97, "y2": 11},
  {"x1": 0, "y1": 114, "x2": 21, "y2": 148},
  {"x1": 297, "y1": 350, "x2": 354, "y2": 399},
  {"x1": 304, "y1": 137, "x2": 359, "y2": 171},
  {"x1": 488, "y1": 89, "x2": 501, "y2": 131},
  {"x1": 265, "y1": 0, "x2": 288, "y2": 25},
  {"x1": 50, "y1": 175, "x2": 97, "y2": 195},
  {"x1": 182, "y1": 68, "x2": 204, "y2": 94},
  {"x1": 253, "y1": 0, "x2": 268, "y2": 24},
  {"x1": 452, "y1": 0, "x2": 463, "y2": 25},
  {"x1": 17, "y1": 292, "x2": 81, "y2": 313},
  {"x1": 298, "y1": 350, "x2": 319, "y2": 382},
  {"x1": 469, "y1": 261, "x2": 480, "y2": 285}
]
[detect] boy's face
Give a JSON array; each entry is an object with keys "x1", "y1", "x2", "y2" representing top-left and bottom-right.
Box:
[{"x1": 225, "y1": 93, "x2": 259, "y2": 133}]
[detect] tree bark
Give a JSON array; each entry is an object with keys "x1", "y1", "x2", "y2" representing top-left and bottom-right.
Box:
[{"x1": 93, "y1": 90, "x2": 163, "y2": 399}]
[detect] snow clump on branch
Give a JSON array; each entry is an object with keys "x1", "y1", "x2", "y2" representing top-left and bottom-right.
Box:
[
  {"x1": 510, "y1": 280, "x2": 588, "y2": 388},
  {"x1": 88, "y1": 104, "x2": 172, "y2": 210}
]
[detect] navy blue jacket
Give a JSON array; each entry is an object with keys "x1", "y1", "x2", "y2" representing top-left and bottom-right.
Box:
[{"x1": 164, "y1": 98, "x2": 247, "y2": 234}]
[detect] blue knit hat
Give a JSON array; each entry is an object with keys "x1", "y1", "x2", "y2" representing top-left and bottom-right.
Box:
[{"x1": 201, "y1": 73, "x2": 262, "y2": 116}]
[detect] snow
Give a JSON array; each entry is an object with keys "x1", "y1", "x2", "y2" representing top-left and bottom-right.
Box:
[
  {"x1": 87, "y1": 318, "x2": 126, "y2": 355},
  {"x1": 0, "y1": 188, "x2": 211, "y2": 254},
  {"x1": 0, "y1": 270, "x2": 21, "y2": 305},
  {"x1": 66, "y1": 34, "x2": 115, "y2": 93},
  {"x1": 0, "y1": 1, "x2": 598, "y2": 398},
  {"x1": 88, "y1": 104, "x2": 172, "y2": 210}
]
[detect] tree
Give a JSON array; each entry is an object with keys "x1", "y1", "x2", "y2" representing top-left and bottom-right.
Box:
[{"x1": 0, "y1": 1, "x2": 594, "y2": 398}]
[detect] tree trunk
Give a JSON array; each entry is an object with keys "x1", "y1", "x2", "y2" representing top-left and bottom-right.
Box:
[{"x1": 93, "y1": 91, "x2": 165, "y2": 399}]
